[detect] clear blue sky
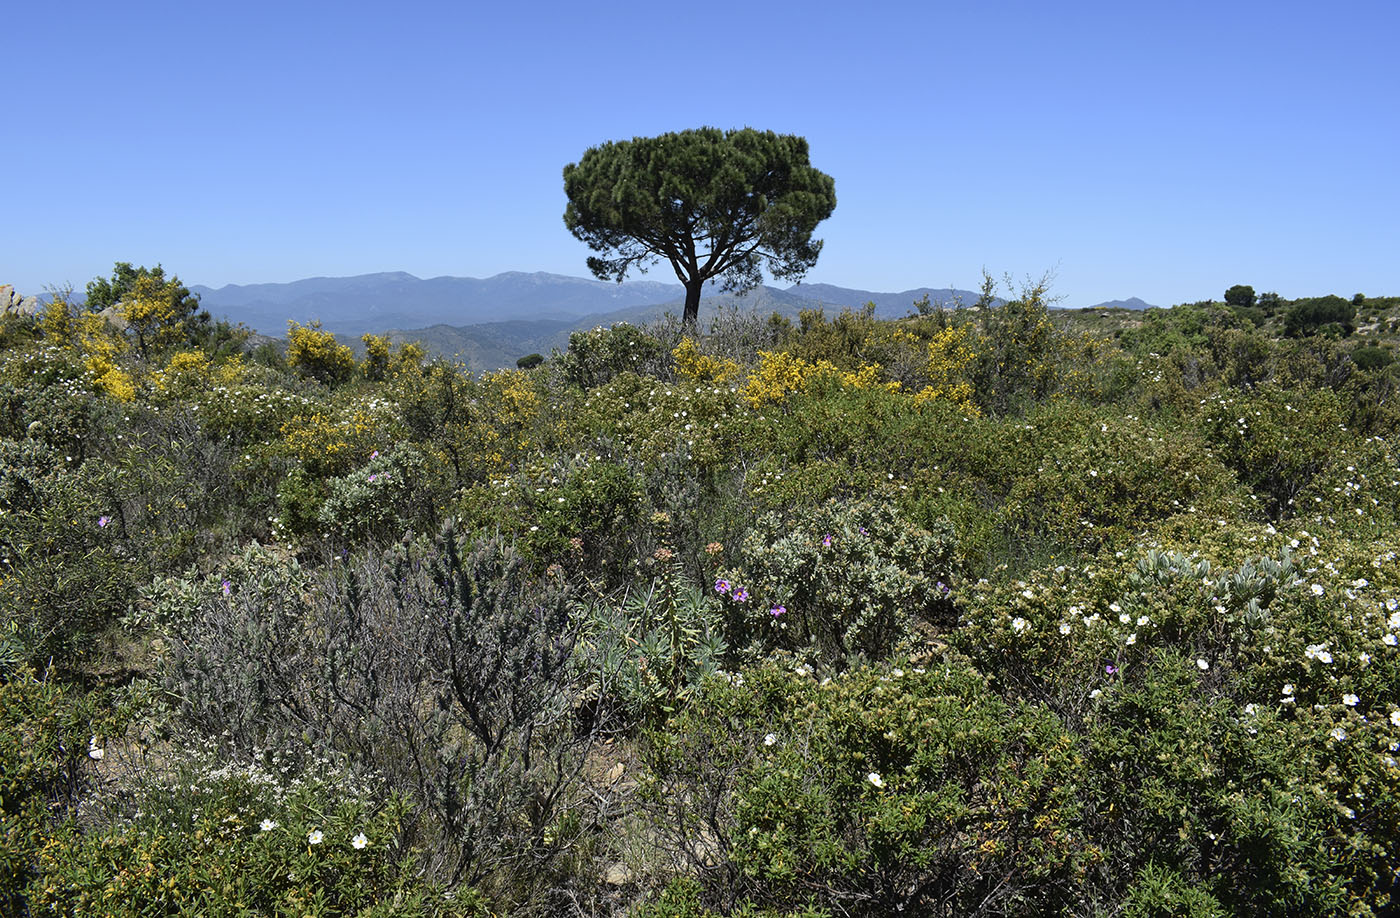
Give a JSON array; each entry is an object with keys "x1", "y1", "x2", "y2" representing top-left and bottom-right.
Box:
[{"x1": 6, "y1": 0, "x2": 1397, "y2": 308}]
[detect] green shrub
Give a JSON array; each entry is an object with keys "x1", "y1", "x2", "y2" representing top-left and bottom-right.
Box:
[
  {"x1": 717, "y1": 498, "x2": 956, "y2": 667},
  {"x1": 152, "y1": 531, "x2": 607, "y2": 910},
  {"x1": 0, "y1": 669, "x2": 137, "y2": 914},
  {"x1": 319, "y1": 444, "x2": 439, "y2": 543},
  {"x1": 643, "y1": 660, "x2": 1090, "y2": 917},
  {"x1": 29, "y1": 745, "x2": 473, "y2": 917},
  {"x1": 559, "y1": 323, "x2": 669, "y2": 389}
]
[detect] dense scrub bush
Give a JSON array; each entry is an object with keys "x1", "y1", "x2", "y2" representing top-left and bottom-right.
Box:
[
  {"x1": 643, "y1": 660, "x2": 1091, "y2": 917},
  {"x1": 993, "y1": 404, "x2": 1241, "y2": 558},
  {"x1": 1196, "y1": 385, "x2": 1347, "y2": 518},
  {"x1": 0, "y1": 442, "x2": 139, "y2": 669},
  {"x1": 29, "y1": 745, "x2": 472, "y2": 916},
  {"x1": 560, "y1": 323, "x2": 671, "y2": 388},
  {"x1": 951, "y1": 531, "x2": 1400, "y2": 915},
  {"x1": 0, "y1": 668, "x2": 139, "y2": 913},
  {"x1": 717, "y1": 498, "x2": 956, "y2": 666},
  {"x1": 318, "y1": 444, "x2": 440, "y2": 543},
  {"x1": 152, "y1": 531, "x2": 607, "y2": 911}
]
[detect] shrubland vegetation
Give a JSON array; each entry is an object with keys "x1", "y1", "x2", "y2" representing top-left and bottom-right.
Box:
[{"x1": 3, "y1": 264, "x2": 1400, "y2": 916}]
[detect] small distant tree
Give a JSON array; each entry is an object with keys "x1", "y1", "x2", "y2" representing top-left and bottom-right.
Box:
[
  {"x1": 563, "y1": 127, "x2": 837, "y2": 327},
  {"x1": 1257, "y1": 291, "x2": 1284, "y2": 315},
  {"x1": 1284, "y1": 296, "x2": 1356, "y2": 338},
  {"x1": 516, "y1": 353, "x2": 544, "y2": 370},
  {"x1": 1224, "y1": 284, "x2": 1256, "y2": 308}
]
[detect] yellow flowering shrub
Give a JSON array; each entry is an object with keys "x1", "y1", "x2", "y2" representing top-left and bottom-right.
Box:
[
  {"x1": 151, "y1": 349, "x2": 211, "y2": 395},
  {"x1": 287, "y1": 320, "x2": 356, "y2": 385},
  {"x1": 465, "y1": 369, "x2": 542, "y2": 471},
  {"x1": 74, "y1": 312, "x2": 136, "y2": 401},
  {"x1": 280, "y1": 408, "x2": 383, "y2": 478},
  {"x1": 672, "y1": 338, "x2": 742, "y2": 383},
  {"x1": 742, "y1": 351, "x2": 897, "y2": 407},
  {"x1": 911, "y1": 325, "x2": 980, "y2": 415}
]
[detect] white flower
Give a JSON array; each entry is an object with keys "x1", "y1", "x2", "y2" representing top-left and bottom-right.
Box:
[
  {"x1": 1244, "y1": 703, "x2": 1258, "y2": 715},
  {"x1": 1305, "y1": 644, "x2": 1334, "y2": 664},
  {"x1": 1119, "y1": 613, "x2": 1132, "y2": 625},
  {"x1": 1330, "y1": 727, "x2": 1348, "y2": 742},
  {"x1": 1197, "y1": 658, "x2": 1210, "y2": 671},
  {"x1": 87, "y1": 736, "x2": 104, "y2": 760},
  {"x1": 867, "y1": 772, "x2": 885, "y2": 788},
  {"x1": 1059, "y1": 622, "x2": 1072, "y2": 635},
  {"x1": 1391, "y1": 711, "x2": 1400, "y2": 728},
  {"x1": 1021, "y1": 589, "x2": 1034, "y2": 599},
  {"x1": 1011, "y1": 617, "x2": 1029, "y2": 634},
  {"x1": 1311, "y1": 584, "x2": 1325, "y2": 596},
  {"x1": 351, "y1": 833, "x2": 369, "y2": 850},
  {"x1": 308, "y1": 829, "x2": 324, "y2": 845},
  {"x1": 1282, "y1": 683, "x2": 1295, "y2": 696},
  {"x1": 1125, "y1": 633, "x2": 1137, "y2": 645},
  {"x1": 260, "y1": 819, "x2": 277, "y2": 832},
  {"x1": 1089, "y1": 689, "x2": 1102, "y2": 699},
  {"x1": 1343, "y1": 693, "x2": 1360, "y2": 707},
  {"x1": 763, "y1": 733, "x2": 777, "y2": 746},
  {"x1": 1137, "y1": 615, "x2": 1150, "y2": 626},
  {"x1": 1384, "y1": 634, "x2": 1398, "y2": 647},
  {"x1": 1109, "y1": 602, "x2": 1122, "y2": 613}
]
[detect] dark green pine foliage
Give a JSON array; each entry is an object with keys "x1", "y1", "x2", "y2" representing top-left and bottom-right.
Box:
[{"x1": 563, "y1": 127, "x2": 837, "y2": 327}]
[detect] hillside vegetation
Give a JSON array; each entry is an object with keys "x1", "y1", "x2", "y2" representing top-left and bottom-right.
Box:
[{"x1": 3, "y1": 269, "x2": 1400, "y2": 916}]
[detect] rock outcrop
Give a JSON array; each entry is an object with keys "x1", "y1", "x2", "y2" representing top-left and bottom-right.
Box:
[{"x1": 0, "y1": 285, "x2": 41, "y2": 316}]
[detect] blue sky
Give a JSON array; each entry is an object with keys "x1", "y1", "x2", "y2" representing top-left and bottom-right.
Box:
[{"x1": 6, "y1": 0, "x2": 1397, "y2": 308}]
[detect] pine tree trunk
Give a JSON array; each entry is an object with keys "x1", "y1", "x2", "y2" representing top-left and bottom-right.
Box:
[{"x1": 682, "y1": 281, "x2": 703, "y2": 328}]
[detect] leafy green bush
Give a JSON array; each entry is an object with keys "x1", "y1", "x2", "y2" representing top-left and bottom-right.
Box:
[
  {"x1": 581, "y1": 560, "x2": 726, "y2": 724},
  {"x1": 560, "y1": 323, "x2": 669, "y2": 389},
  {"x1": 0, "y1": 668, "x2": 137, "y2": 914},
  {"x1": 319, "y1": 444, "x2": 439, "y2": 542},
  {"x1": 717, "y1": 498, "x2": 956, "y2": 666},
  {"x1": 29, "y1": 745, "x2": 473, "y2": 917},
  {"x1": 643, "y1": 660, "x2": 1091, "y2": 917},
  {"x1": 952, "y1": 531, "x2": 1400, "y2": 915}
]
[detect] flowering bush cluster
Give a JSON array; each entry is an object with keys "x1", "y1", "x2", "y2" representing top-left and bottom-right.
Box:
[{"x1": 717, "y1": 498, "x2": 956, "y2": 666}]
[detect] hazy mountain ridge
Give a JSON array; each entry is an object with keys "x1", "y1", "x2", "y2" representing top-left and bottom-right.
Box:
[{"x1": 193, "y1": 270, "x2": 1159, "y2": 369}]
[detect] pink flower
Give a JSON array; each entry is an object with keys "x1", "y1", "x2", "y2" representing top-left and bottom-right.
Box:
[
  {"x1": 97, "y1": 516, "x2": 111, "y2": 528},
  {"x1": 714, "y1": 578, "x2": 731, "y2": 594},
  {"x1": 770, "y1": 605, "x2": 786, "y2": 617},
  {"x1": 732, "y1": 587, "x2": 749, "y2": 603},
  {"x1": 221, "y1": 579, "x2": 232, "y2": 596},
  {"x1": 822, "y1": 534, "x2": 833, "y2": 548}
]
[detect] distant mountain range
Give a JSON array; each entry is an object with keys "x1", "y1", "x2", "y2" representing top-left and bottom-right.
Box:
[{"x1": 189, "y1": 271, "x2": 1157, "y2": 370}]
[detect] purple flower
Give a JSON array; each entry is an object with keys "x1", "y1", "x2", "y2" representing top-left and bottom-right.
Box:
[
  {"x1": 715, "y1": 578, "x2": 731, "y2": 594},
  {"x1": 770, "y1": 605, "x2": 786, "y2": 617},
  {"x1": 733, "y1": 587, "x2": 749, "y2": 603},
  {"x1": 1104, "y1": 664, "x2": 1117, "y2": 675},
  {"x1": 858, "y1": 527, "x2": 868, "y2": 536},
  {"x1": 221, "y1": 579, "x2": 232, "y2": 597},
  {"x1": 97, "y1": 515, "x2": 111, "y2": 528},
  {"x1": 937, "y1": 581, "x2": 949, "y2": 594},
  {"x1": 368, "y1": 473, "x2": 379, "y2": 483},
  {"x1": 370, "y1": 450, "x2": 379, "y2": 460},
  {"x1": 822, "y1": 533, "x2": 833, "y2": 548}
]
